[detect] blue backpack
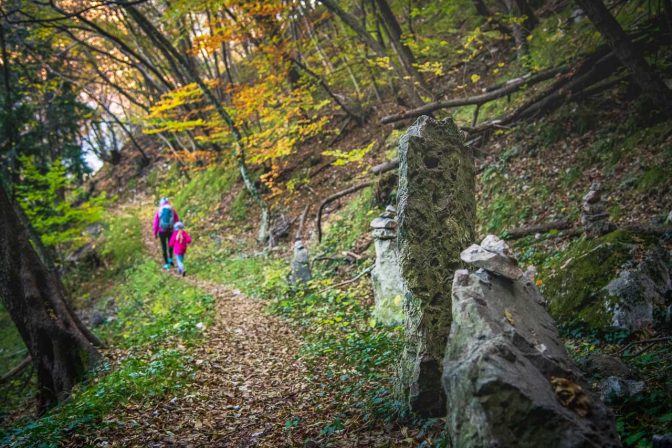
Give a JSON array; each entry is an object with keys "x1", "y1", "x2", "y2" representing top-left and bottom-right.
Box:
[{"x1": 159, "y1": 206, "x2": 174, "y2": 231}]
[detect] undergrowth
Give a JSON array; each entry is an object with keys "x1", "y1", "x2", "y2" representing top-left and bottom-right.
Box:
[
  {"x1": 0, "y1": 209, "x2": 214, "y2": 447},
  {"x1": 190, "y1": 187, "x2": 409, "y2": 438}
]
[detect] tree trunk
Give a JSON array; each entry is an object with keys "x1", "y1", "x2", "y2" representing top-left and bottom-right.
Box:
[
  {"x1": 373, "y1": 0, "x2": 430, "y2": 97},
  {"x1": 121, "y1": 2, "x2": 272, "y2": 241},
  {"x1": 575, "y1": 0, "x2": 672, "y2": 113},
  {"x1": 317, "y1": 0, "x2": 425, "y2": 106},
  {"x1": 502, "y1": 0, "x2": 532, "y2": 60},
  {"x1": 0, "y1": 183, "x2": 100, "y2": 411}
]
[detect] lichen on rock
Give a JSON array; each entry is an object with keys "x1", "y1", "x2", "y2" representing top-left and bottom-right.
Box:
[{"x1": 395, "y1": 115, "x2": 475, "y2": 417}]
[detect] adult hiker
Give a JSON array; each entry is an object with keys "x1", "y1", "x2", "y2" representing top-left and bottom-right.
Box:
[{"x1": 153, "y1": 197, "x2": 180, "y2": 269}]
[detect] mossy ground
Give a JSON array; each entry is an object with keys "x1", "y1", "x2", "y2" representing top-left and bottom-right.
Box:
[{"x1": 541, "y1": 230, "x2": 645, "y2": 330}]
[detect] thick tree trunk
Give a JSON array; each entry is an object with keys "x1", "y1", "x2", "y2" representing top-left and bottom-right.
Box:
[
  {"x1": 575, "y1": 0, "x2": 672, "y2": 112},
  {"x1": 0, "y1": 183, "x2": 100, "y2": 411}
]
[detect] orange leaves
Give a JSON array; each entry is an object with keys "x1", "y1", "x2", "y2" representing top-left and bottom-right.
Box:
[{"x1": 165, "y1": 150, "x2": 217, "y2": 169}]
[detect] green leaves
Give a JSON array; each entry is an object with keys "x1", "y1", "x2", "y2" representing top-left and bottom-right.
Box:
[{"x1": 17, "y1": 156, "x2": 107, "y2": 251}]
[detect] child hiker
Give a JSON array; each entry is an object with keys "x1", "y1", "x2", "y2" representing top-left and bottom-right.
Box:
[
  {"x1": 169, "y1": 222, "x2": 192, "y2": 276},
  {"x1": 153, "y1": 197, "x2": 180, "y2": 269}
]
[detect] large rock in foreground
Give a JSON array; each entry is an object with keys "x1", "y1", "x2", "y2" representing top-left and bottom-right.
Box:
[
  {"x1": 443, "y1": 269, "x2": 621, "y2": 447},
  {"x1": 396, "y1": 116, "x2": 475, "y2": 417}
]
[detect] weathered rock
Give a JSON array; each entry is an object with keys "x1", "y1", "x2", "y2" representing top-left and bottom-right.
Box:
[
  {"x1": 370, "y1": 210, "x2": 405, "y2": 325},
  {"x1": 443, "y1": 269, "x2": 621, "y2": 447},
  {"x1": 460, "y1": 243, "x2": 524, "y2": 280},
  {"x1": 653, "y1": 434, "x2": 672, "y2": 448},
  {"x1": 382, "y1": 205, "x2": 397, "y2": 219},
  {"x1": 396, "y1": 116, "x2": 475, "y2": 417},
  {"x1": 599, "y1": 376, "x2": 645, "y2": 404},
  {"x1": 606, "y1": 246, "x2": 671, "y2": 331},
  {"x1": 370, "y1": 217, "x2": 397, "y2": 230},
  {"x1": 544, "y1": 230, "x2": 672, "y2": 331},
  {"x1": 481, "y1": 234, "x2": 513, "y2": 257},
  {"x1": 580, "y1": 353, "x2": 634, "y2": 380},
  {"x1": 607, "y1": 271, "x2": 656, "y2": 330},
  {"x1": 290, "y1": 240, "x2": 311, "y2": 283}
]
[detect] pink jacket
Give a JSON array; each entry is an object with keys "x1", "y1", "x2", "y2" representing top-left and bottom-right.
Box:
[
  {"x1": 169, "y1": 230, "x2": 192, "y2": 255},
  {"x1": 153, "y1": 206, "x2": 179, "y2": 236}
]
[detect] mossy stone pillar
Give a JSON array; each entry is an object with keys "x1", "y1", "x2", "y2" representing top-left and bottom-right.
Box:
[{"x1": 396, "y1": 116, "x2": 476, "y2": 417}]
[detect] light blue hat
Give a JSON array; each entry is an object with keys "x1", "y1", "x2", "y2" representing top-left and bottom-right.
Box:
[{"x1": 174, "y1": 221, "x2": 185, "y2": 229}]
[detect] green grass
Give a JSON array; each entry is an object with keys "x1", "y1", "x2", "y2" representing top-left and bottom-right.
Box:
[
  {"x1": 1, "y1": 242, "x2": 214, "y2": 446},
  {"x1": 0, "y1": 308, "x2": 25, "y2": 378},
  {"x1": 163, "y1": 164, "x2": 238, "y2": 230},
  {"x1": 99, "y1": 211, "x2": 144, "y2": 273}
]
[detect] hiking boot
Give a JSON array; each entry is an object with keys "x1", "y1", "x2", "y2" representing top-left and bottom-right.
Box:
[
  {"x1": 163, "y1": 263, "x2": 171, "y2": 270},
  {"x1": 168, "y1": 258, "x2": 174, "y2": 266},
  {"x1": 182, "y1": 271, "x2": 186, "y2": 277}
]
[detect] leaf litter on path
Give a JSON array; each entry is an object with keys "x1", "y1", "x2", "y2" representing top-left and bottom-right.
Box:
[{"x1": 63, "y1": 216, "x2": 410, "y2": 447}]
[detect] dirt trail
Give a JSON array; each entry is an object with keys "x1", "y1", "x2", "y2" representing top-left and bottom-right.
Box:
[{"x1": 80, "y1": 214, "x2": 402, "y2": 447}]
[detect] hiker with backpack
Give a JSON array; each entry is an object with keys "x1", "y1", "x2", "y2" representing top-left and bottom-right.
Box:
[
  {"x1": 153, "y1": 197, "x2": 180, "y2": 269},
  {"x1": 169, "y1": 222, "x2": 192, "y2": 276}
]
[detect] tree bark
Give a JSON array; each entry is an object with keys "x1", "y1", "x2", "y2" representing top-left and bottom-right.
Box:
[
  {"x1": 373, "y1": 0, "x2": 430, "y2": 96},
  {"x1": 317, "y1": 0, "x2": 425, "y2": 106},
  {"x1": 575, "y1": 0, "x2": 672, "y2": 113},
  {"x1": 0, "y1": 183, "x2": 100, "y2": 411}
]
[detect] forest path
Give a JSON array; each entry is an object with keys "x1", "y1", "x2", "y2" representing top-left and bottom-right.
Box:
[
  {"x1": 97, "y1": 220, "x2": 329, "y2": 447},
  {"x1": 81, "y1": 203, "x2": 405, "y2": 447}
]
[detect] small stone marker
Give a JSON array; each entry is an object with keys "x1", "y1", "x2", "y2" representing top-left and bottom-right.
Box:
[
  {"x1": 396, "y1": 115, "x2": 476, "y2": 417},
  {"x1": 460, "y1": 235, "x2": 524, "y2": 280},
  {"x1": 581, "y1": 182, "x2": 614, "y2": 237},
  {"x1": 370, "y1": 206, "x2": 405, "y2": 325},
  {"x1": 290, "y1": 240, "x2": 311, "y2": 283}
]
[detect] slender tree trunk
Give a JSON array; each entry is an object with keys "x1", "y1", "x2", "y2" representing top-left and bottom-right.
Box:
[
  {"x1": 575, "y1": 0, "x2": 672, "y2": 113},
  {"x1": 317, "y1": 0, "x2": 424, "y2": 106},
  {"x1": 0, "y1": 183, "x2": 100, "y2": 411},
  {"x1": 502, "y1": 0, "x2": 531, "y2": 60},
  {"x1": 121, "y1": 3, "x2": 271, "y2": 241},
  {"x1": 373, "y1": 0, "x2": 430, "y2": 97}
]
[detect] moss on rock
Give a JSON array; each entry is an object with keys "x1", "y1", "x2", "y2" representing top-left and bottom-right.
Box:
[{"x1": 543, "y1": 230, "x2": 654, "y2": 330}]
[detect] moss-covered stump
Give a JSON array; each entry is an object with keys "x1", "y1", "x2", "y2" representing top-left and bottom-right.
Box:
[
  {"x1": 396, "y1": 116, "x2": 476, "y2": 417},
  {"x1": 543, "y1": 230, "x2": 670, "y2": 332}
]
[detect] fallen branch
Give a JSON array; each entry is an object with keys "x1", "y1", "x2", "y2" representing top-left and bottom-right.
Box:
[
  {"x1": 621, "y1": 223, "x2": 672, "y2": 237},
  {"x1": 0, "y1": 356, "x2": 32, "y2": 385},
  {"x1": 327, "y1": 116, "x2": 354, "y2": 147},
  {"x1": 313, "y1": 255, "x2": 355, "y2": 263},
  {"x1": 504, "y1": 222, "x2": 671, "y2": 241},
  {"x1": 317, "y1": 265, "x2": 374, "y2": 293},
  {"x1": 468, "y1": 51, "x2": 621, "y2": 134},
  {"x1": 316, "y1": 181, "x2": 373, "y2": 243},
  {"x1": 503, "y1": 219, "x2": 572, "y2": 240},
  {"x1": 381, "y1": 66, "x2": 570, "y2": 124},
  {"x1": 371, "y1": 158, "x2": 399, "y2": 175},
  {"x1": 618, "y1": 336, "x2": 672, "y2": 356}
]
